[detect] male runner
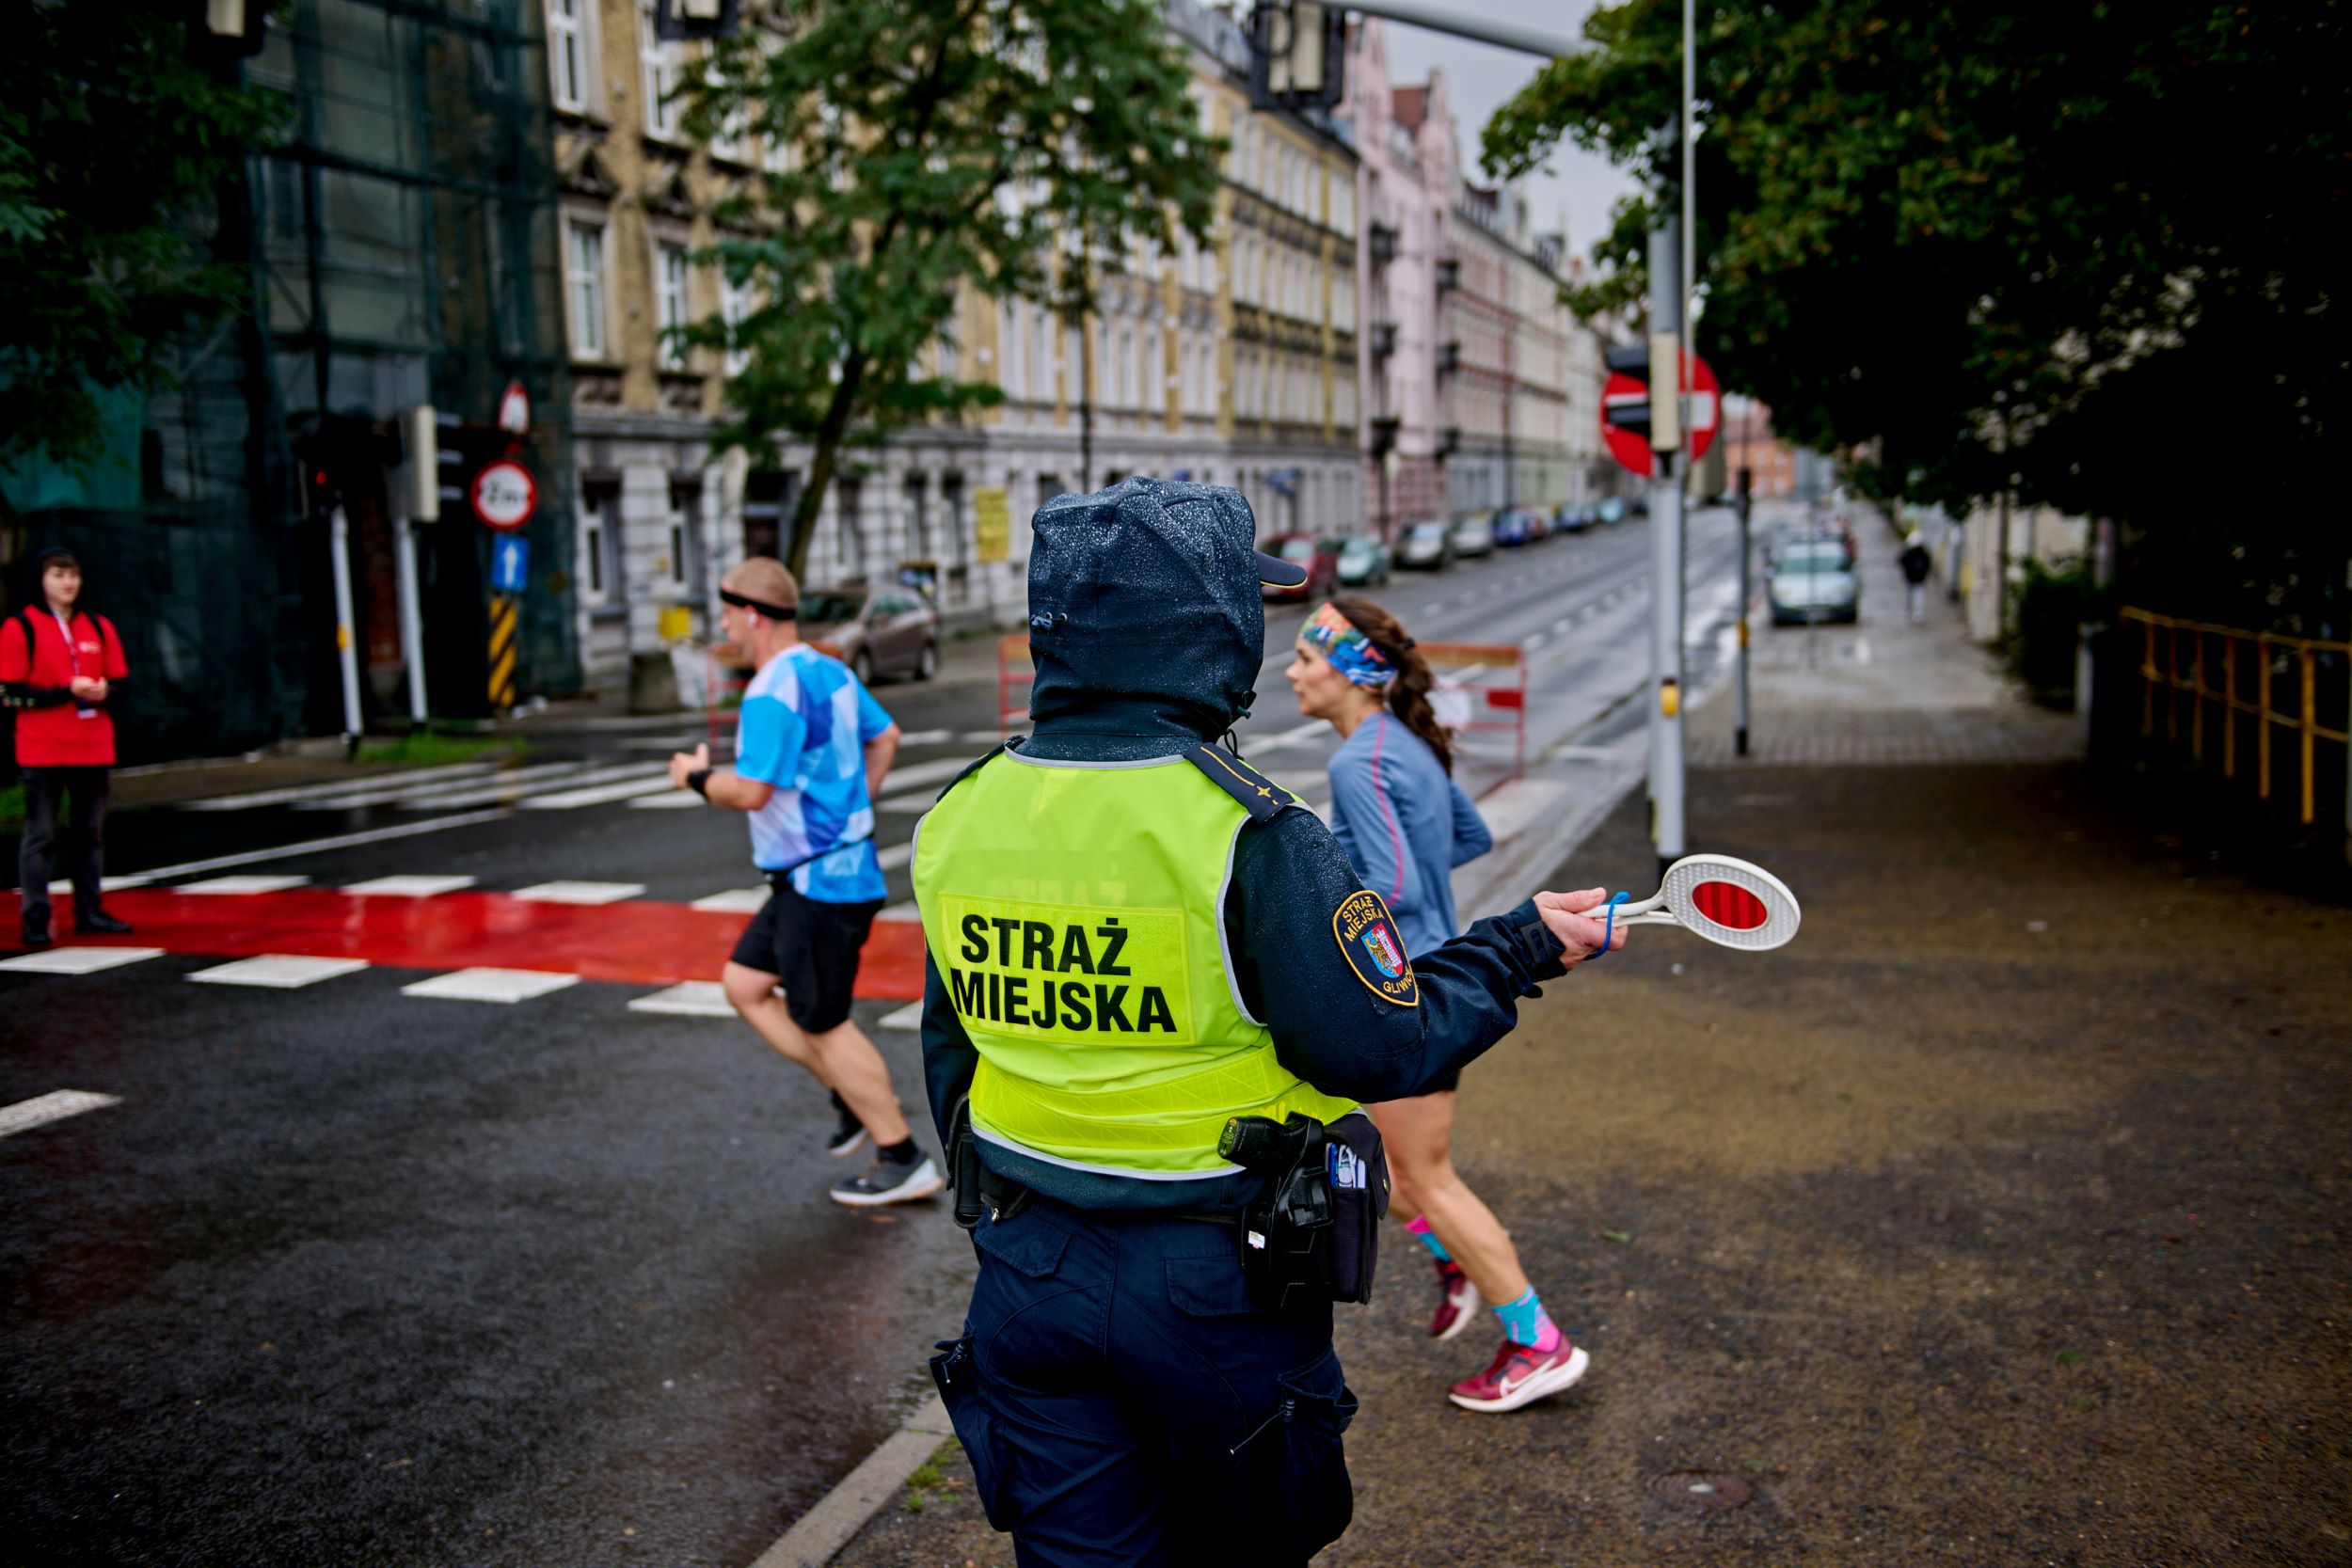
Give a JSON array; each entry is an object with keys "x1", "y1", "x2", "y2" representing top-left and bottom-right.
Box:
[{"x1": 669, "y1": 557, "x2": 942, "y2": 1206}]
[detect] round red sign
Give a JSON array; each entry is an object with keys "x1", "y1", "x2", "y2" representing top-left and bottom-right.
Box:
[
  {"x1": 1601, "y1": 352, "x2": 1721, "y2": 479},
  {"x1": 470, "y1": 458, "x2": 537, "y2": 532}
]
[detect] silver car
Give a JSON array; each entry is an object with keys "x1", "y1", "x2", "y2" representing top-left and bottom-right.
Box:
[
  {"x1": 1449, "y1": 515, "x2": 1497, "y2": 558},
  {"x1": 1767, "y1": 539, "x2": 1860, "y2": 625},
  {"x1": 799, "y1": 587, "x2": 941, "y2": 683}
]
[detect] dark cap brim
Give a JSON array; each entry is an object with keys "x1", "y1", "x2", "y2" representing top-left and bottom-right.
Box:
[{"x1": 1256, "y1": 549, "x2": 1309, "y2": 589}]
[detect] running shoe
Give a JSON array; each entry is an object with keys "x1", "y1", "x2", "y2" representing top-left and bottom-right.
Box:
[
  {"x1": 1429, "y1": 1259, "x2": 1482, "y2": 1341},
  {"x1": 824, "y1": 1105, "x2": 869, "y2": 1160},
  {"x1": 830, "y1": 1154, "x2": 945, "y2": 1208},
  {"x1": 1447, "y1": 1338, "x2": 1590, "y2": 1414}
]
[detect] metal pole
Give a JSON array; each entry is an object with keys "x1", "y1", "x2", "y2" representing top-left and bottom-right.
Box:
[
  {"x1": 392, "y1": 512, "x2": 428, "y2": 726},
  {"x1": 1736, "y1": 470, "x2": 1752, "y2": 756},
  {"x1": 1680, "y1": 0, "x2": 1696, "y2": 507},
  {"x1": 328, "y1": 504, "x2": 365, "y2": 746},
  {"x1": 1647, "y1": 219, "x2": 1686, "y2": 873}
]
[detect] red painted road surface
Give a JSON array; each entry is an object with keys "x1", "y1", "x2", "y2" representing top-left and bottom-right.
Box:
[{"x1": 1, "y1": 888, "x2": 930, "y2": 1000}]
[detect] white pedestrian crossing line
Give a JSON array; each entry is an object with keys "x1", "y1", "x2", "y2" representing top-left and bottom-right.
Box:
[
  {"x1": 175, "y1": 875, "x2": 310, "y2": 895},
  {"x1": 877, "y1": 843, "x2": 914, "y2": 871},
  {"x1": 877, "y1": 901, "x2": 920, "y2": 923},
  {"x1": 0, "y1": 1090, "x2": 122, "y2": 1139},
  {"x1": 0, "y1": 946, "x2": 164, "y2": 975},
  {"x1": 519, "y1": 771, "x2": 677, "y2": 810},
  {"x1": 300, "y1": 761, "x2": 594, "y2": 811},
  {"x1": 898, "y1": 729, "x2": 952, "y2": 746},
  {"x1": 875, "y1": 755, "x2": 981, "y2": 796},
  {"x1": 1473, "y1": 778, "x2": 1571, "y2": 846},
  {"x1": 407, "y1": 762, "x2": 667, "y2": 811},
  {"x1": 401, "y1": 968, "x2": 580, "y2": 1005},
  {"x1": 690, "y1": 887, "x2": 771, "y2": 913},
  {"x1": 178, "y1": 762, "x2": 499, "y2": 812},
  {"x1": 342, "y1": 875, "x2": 477, "y2": 897},
  {"x1": 188, "y1": 954, "x2": 371, "y2": 990},
  {"x1": 877, "y1": 1001, "x2": 924, "y2": 1032},
  {"x1": 510, "y1": 880, "x2": 644, "y2": 905},
  {"x1": 628, "y1": 981, "x2": 734, "y2": 1017},
  {"x1": 44, "y1": 876, "x2": 153, "y2": 895},
  {"x1": 628, "y1": 790, "x2": 704, "y2": 809}
]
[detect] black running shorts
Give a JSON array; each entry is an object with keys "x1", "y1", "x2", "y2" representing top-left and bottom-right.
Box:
[{"x1": 728, "y1": 879, "x2": 883, "y2": 1034}]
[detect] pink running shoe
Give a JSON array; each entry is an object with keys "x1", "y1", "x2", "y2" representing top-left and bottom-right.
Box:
[
  {"x1": 1447, "y1": 1338, "x2": 1590, "y2": 1413},
  {"x1": 1429, "y1": 1259, "x2": 1482, "y2": 1341}
]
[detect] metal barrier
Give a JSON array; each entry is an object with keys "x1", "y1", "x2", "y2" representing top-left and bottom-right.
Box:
[
  {"x1": 998, "y1": 634, "x2": 1034, "y2": 737},
  {"x1": 2123, "y1": 606, "x2": 2350, "y2": 827},
  {"x1": 1418, "y1": 641, "x2": 1528, "y2": 782}
]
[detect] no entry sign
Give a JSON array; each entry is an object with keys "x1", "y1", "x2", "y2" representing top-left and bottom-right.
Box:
[
  {"x1": 1602, "y1": 352, "x2": 1721, "y2": 478},
  {"x1": 470, "y1": 458, "x2": 537, "y2": 532}
]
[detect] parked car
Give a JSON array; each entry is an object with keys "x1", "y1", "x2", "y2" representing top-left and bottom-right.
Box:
[
  {"x1": 1554, "y1": 501, "x2": 1597, "y2": 533},
  {"x1": 1261, "y1": 532, "x2": 1342, "y2": 602},
  {"x1": 1518, "y1": 507, "x2": 1552, "y2": 543},
  {"x1": 800, "y1": 586, "x2": 940, "y2": 683},
  {"x1": 1334, "y1": 535, "x2": 1392, "y2": 588},
  {"x1": 1397, "y1": 519, "x2": 1454, "y2": 571},
  {"x1": 1766, "y1": 538, "x2": 1860, "y2": 625},
  {"x1": 1597, "y1": 497, "x2": 1628, "y2": 525},
  {"x1": 1492, "y1": 510, "x2": 1531, "y2": 548},
  {"x1": 1450, "y1": 515, "x2": 1497, "y2": 558}
]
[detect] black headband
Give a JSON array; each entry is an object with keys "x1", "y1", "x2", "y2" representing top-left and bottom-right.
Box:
[{"x1": 721, "y1": 587, "x2": 797, "y2": 621}]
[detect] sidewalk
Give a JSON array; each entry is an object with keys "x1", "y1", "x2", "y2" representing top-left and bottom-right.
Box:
[{"x1": 812, "y1": 512, "x2": 2352, "y2": 1565}]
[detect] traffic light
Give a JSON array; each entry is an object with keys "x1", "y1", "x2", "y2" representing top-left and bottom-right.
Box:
[
  {"x1": 1601, "y1": 341, "x2": 1683, "y2": 452},
  {"x1": 1249, "y1": 3, "x2": 1345, "y2": 112},
  {"x1": 1603, "y1": 343, "x2": 1654, "y2": 438}
]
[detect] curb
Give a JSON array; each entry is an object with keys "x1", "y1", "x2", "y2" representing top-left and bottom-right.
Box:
[{"x1": 746, "y1": 1394, "x2": 957, "y2": 1568}]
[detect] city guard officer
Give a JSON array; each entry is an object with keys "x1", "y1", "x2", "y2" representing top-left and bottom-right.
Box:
[{"x1": 913, "y1": 479, "x2": 1623, "y2": 1567}]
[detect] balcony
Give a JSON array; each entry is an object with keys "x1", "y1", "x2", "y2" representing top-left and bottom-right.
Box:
[
  {"x1": 1370, "y1": 323, "x2": 1396, "y2": 359},
  {"x1": 1369, "y1": 222, "x2": 1398, "y2": 267},
  {"x1": 1435, "y1": 257, "x2": 1459, "y2": 293},
  {"x1": 1437, "y1": 340, "x2": 1461, "y2": 375}
]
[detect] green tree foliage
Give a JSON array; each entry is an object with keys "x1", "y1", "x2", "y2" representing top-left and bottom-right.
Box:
[
  {"x1": 0, "y1": 5, "x2": 284, "y2": 473},
  {"x1": 1486, "y1": 2, "x2": 2347, "y2": 588},
  {"x1": 685, "y1": 0, "x2": 1224, "y2": 578}
]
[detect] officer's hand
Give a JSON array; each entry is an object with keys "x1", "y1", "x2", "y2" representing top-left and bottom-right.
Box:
[
  {"x1": 667, "y1": 741, "x2": 711, "y2": 790},
  {"x1": 1534, "y1": 888, "x2": 1627, "y2": 968}
]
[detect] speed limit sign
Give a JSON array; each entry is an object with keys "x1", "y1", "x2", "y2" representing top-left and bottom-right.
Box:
[{"x1": 470, "y1": 458, "x2": 537, "y2": 532}]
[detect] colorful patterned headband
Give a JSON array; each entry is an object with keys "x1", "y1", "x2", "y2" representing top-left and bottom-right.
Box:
[{"x1": 1301, "y1": 603, "x2": 1397, "y2": 689}]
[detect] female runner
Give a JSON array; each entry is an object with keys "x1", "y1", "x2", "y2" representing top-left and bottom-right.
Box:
[{"x1": 1285, "y1": 596, "x2": 1586, "y2": 1413}]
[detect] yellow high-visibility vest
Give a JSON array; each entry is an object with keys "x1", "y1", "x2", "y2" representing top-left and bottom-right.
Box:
[{"x1": 914, "y1": 749, "x2": 1357, "y2": 1180}]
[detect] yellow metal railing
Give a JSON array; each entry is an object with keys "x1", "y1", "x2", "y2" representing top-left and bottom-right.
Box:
[{"x1": 2122, "y1": 607, "x2": 2350, "y2": 825}]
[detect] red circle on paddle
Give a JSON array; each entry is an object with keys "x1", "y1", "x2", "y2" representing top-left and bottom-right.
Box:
[{"x1": 1691, "y1": 879, "x2": 1768, "y2": 931}]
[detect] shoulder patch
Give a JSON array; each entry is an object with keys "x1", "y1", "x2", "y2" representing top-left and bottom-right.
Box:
[
  {"x1": 1184, "y1": 744, "x2": 1299, "y2": 823},
  {"x1": 1332, "y1": 889, "x2": 1420, "y2": 1007}
]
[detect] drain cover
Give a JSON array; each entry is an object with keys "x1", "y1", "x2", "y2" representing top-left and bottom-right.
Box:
[{"x1": 1648, "y1": 1470, "x2": 1756, "y2": 1511}]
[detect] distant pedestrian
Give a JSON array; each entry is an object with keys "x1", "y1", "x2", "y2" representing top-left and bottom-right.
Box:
[
  {"x1": 1288, "y1": 596, "x2": 1588, "y2": 1414},
  {"x1": 667, "y1": 557, "x2": 942, "y2": 1207},
  {"x1": 3, "y1": 547, "x2": 134, "y2": 949},
  {"x1": 1899, "y1": 534, "x2": 1933, "y2": 625}
]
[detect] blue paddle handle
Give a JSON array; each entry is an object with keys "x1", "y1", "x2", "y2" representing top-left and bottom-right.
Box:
[{"x1": 1585, "y1": 891, "x2": 1629, "y2": 959}]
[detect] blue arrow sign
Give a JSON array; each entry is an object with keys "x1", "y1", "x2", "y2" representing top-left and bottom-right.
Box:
[{"x1": 491, "y1": 534, "x2": 531, "y2": 593}]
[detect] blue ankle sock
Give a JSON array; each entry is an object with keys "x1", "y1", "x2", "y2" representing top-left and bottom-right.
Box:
[
  {"x1": 1493, "y1": 1289, "x2": 1562, "y2": 1353},
  {"x1": 1404, "y1": 1214, "x2": 1451, "y2": 1262}
]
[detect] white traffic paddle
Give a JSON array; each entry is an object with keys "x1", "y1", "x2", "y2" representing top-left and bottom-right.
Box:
[{"x1": 1584, "y1": 853, "x2": 1802, "y2": 954}]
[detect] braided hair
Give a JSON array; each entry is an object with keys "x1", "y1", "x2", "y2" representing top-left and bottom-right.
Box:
[{"x1": 1327, "y1": 594, "x2": 1454, "y2": 776}]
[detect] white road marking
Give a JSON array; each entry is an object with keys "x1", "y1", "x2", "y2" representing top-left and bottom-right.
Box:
[
  {"x1": 877, "y1": 901, "x2": 920, "y2": 923},
  {"x1": 1522, "y1": 632, "x2": 1549, "y2": 651},
  {"x1": 877, "y1": 1001, "x2": 924, "y2": 1032},
  {"x1": 0, "y1": 1090, "x2": 122, "y2": 1139},
  {"x1": 877, "y1": 843, "x2": 914, "y2": 871},
  {"x1": 189, "y1": 954, "x2": 371, "y2": 989},
  {"x1": 510, "y1": 880, "x2": 644, "y2": 905},
  {"x1": 44, "y1": 876, "x2": 153, "y2": 895},
  {"x1": 0, "y1": 946, "x2": 165, "y2": 975},
  {"x1": 628, "y1": 981, "x2": 734, "y2": 1017},
  {"x1": 628, "y1": 790, "x2": 704, "y2": 809},
  {"x1": 876, "y1": 755, "x2": 982, "y2": 795},
  {"x1": 691, "y1": 887, "x2": 771, "y2": 913},
  {"x1": 123, "y1": 809, "x2": 516, "y2": 883},
  {"x1": 411, "y1": 762, "x2": 659, "y2": 811},
  {"x1": 401, "y1": 968, "x2": 580, "y2": 1005},
  {"x1": 297, "y1": 761, "x2": 593, "y2": 811},
  {"x1": 518, "y1": 772, "x2": 677, "y2": 810},
  {"x1": 1239, "y1": 720, "x2": 1326, "y2": 753},
  {"x1": 959, "y1": 728, "x2": 1009, "y2": 744},
  {"x1": 1472, "y1": 779, "x2": 1571, "y2": 846},
  {"x1": 876, "y1": 797, "x2": 935, "y2": 815},
  {"x1": 178, "y1": 762, "x2": 497, "y2": 811},
  {"x1": 897, "y1": 729, "x2": 952, "y2": 746},
  {"x1": 174, "y1": 875, "x2": 310, "y2": 895},
  {"x1": 342, "y1": 875, "x2": 477, "y2": 897}
]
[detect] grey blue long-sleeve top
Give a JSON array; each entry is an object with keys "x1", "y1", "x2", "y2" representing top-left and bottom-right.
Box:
[
  {"x1": 916, "y1": 697, "x2": 1567, "y2": 1213},
  {"x1": 1327, "y1": 711, "x2": 1492, "y2": 958}
]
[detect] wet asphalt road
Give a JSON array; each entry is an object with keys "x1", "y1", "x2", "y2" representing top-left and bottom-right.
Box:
[{"x1": 0, "y1": 515, "x2": 1745, "y2": 1567}]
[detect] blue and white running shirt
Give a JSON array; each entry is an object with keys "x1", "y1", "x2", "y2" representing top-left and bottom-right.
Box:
[{"x1": 734, "y1": 643, "x2": 894, "y2": 902}]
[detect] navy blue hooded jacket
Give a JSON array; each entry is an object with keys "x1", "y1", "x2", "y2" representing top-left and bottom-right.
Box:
[{"x1": 916, "y1": 478, "x2": 1568, "y2": 1212}]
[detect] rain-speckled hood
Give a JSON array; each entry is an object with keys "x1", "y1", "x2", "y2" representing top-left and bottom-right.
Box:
[{"x1": 1025, "y1": 478, "x2": 1267, "y2": 745}]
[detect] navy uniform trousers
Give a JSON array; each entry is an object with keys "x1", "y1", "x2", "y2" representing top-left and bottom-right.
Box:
[{"x1": 930, "y1": 1195, "x2": 1357, "y2": 1568}]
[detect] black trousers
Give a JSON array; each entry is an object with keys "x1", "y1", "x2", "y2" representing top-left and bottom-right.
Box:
[{"x1": 17, "y1": 766, "x2": 111, "y2": 931}]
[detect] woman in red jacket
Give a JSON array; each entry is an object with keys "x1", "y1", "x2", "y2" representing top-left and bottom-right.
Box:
[{"x1": 3, "y1": 547, "x2": 134, "y2": 947}]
